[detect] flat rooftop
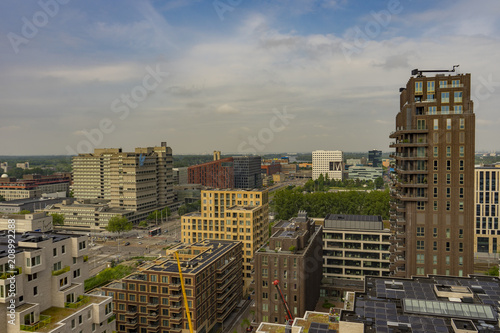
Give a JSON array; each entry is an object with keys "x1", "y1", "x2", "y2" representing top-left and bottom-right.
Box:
[{"x1": 324, "y1": 214, "x2": 383, "y2": 231}]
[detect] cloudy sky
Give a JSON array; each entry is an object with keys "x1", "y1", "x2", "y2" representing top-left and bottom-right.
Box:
[{"x1": 1, "y1": 0, "x2": 499, "y2": 155}]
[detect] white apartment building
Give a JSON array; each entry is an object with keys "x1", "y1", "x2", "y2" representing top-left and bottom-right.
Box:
[
  {"x1": 312, "y1": 150, "x2": 344, "y2": 181},
  {"x1": 0, "y1": 231, "x2": 115, "y2": 333},
  {"x1": 0, "y1": 212, "x2": 53, "y2": 233}
]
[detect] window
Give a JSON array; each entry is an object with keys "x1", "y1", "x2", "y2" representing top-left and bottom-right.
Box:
[
  {"x1": 454, "y1": 91, "x2": 463, "y2": 102},
  {"x1": 433, "y1": 119, "x2": 439, "y2": 130},
  {"x1": 417, "y1": 254, "x2": 425, "y2": 264},
  {"x1": 446, "y1": 174, "x2": 451, "y2": 185},
  {"x1": 446, "y1": 146, "x2": 451, "y2": 157},
  {"x1": 433, "y1": 228, "x2": 438, "y2": 237},
  {"x1": 459, "y1": 174, "x2": 464, "y2": 185},
  {"x1": 415, "y1": 81, "x2": 423, "y2": 93},
  {"x1": 446, "y1": 119, "x2": 451, "y2": 130},
  {"x1": 53, "y1": 261, "x2": 62, "y2": 271},
  {"x1": 433, "y1": 160, "x2": 438, "y2": 171},
  {"x1": 417, "y1": 267, "x2": 425, "y2": 275},
  {"x1": 446, "y1": 187, "x2": 451, "y2": 198},
  {"x1": 459, "y1": 201, "x2": 464, "y2": 211},
  {"x1": 459, "y1": 256, "x2": 463, "y2": 266},
  {"x1": 73, "y1": 269, "x2": 80, "y2": 278},
  {"x1": 433, "y1": 201, "x2": 438, "y2": 211},
  {"x1": 434, "y1": 147, "x2": 438, "y2": 157},
  {"x1": 440, "y1": 80, "x2": 447, "y2": 88},
  {"x1": 433, "y1": 255, "x2": 438, "y2": 265},
  {"x1": 62, "y1": 245, "x2": 66, "y2": 254},
  {"x1": 417, "y1": 240, "x2": 424, "y2": 250},
  {"x1": 417, "y1": 119, "x2": 426, "y2": 130},
  {"x1": 441, "y1": 92, "x2": 449, "y2": 103},
  {"x1": 446, "y1": 242, "x2": 450, "y2": 251},
  {"x1": 452, "y1": 79, "x2": 460, "y2": 87},
  {"x1": 433, "y1": 174, "x2": 438, "y2": 185},
  {"x1": 417, "y1": 227, "x2": 425, "y2": 237},
  {"x1": 446, "y1": 160, "x2": 451, "y2": 171},
  {"x1": 53, "y1": 248, "x2": 57, "y2": 257},
  {"x1": 459, "y1": 243, "x2": 463, "y2": 252},
  {"x1": 262, "y1": 292, "x2": 268, "y2": 299},
  {"x1": 150, "y1": 275, "x2": 157, "y2": 282},
  {"x1": 446, "y1": 256, "x2": 450, "y2": 265},
  {"x1": 459, "y1": 118, "x2": 465, "y2": 129},
  {"x1": 429, "y1": 106, "x2": 437, "y2": 114},
  {"x1": 417, "y1": 201, "x2": 425, "y2": 211},
  {"x1": 459, "y1": 146, "x2": 464, "y2": 157},
  {"x1": 33, "y1": 286, "x2": 38, "y2": 295},
  {"x1": 427, "y1": 81, "x2": 435, "y2": 92},
  {"x1": 446, "y1": 201, "x2": 451, "y2": 211},
  {"x1": 459, "y1": 160, "x2": 464, "y2": 171},
  {"x1": 433, "y1": 241, "x2": 438, "y2": 251},
  {"x1": 161, "y1": 276, "x2": 168, "y2": 283}
]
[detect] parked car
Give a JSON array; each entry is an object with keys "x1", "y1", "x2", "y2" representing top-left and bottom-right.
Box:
[{"x1": 124, "y1": 242, "x2": 130, "y2": 246}]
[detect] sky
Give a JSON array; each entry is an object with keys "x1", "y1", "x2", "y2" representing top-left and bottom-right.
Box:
[{"x1": 0, "y1": 0, "x2": 499, "y2": 156}]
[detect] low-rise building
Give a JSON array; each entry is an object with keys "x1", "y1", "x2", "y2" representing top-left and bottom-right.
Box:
[
  {"x1": 0, "y1": 173, "x2": 70, "y2": 201},
  {"x1": 0, "y1": 197, "x2": 68, "y2": 214},
  {"x1": 346, "y1": 166, "x2": 383, "y2": 181},
  {"x1": 323, "y1": 214, "x2": 390, "y2": 281},
  {"x1": 253, "y1": 211, "x2": 323, "y2": 324},
  {"x1": 102, "y1": 240, "x2": 242, "y2": 333},
  {"x1": 44, "y1": 199, "x2": 135, "y2": 232},
  {"x1": 0, "y1": 231, "x2": 115, "y2": 333},
  {"x1": 0, "y1": 212, "x2": 53, "y2": 232}
]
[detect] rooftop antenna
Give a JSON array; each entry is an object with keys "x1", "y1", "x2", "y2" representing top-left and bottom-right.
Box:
[{"x1": 411, "y1": 65, "x2": 459, "y2": 77}]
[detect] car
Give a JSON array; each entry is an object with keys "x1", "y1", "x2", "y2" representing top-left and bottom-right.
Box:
[
  {"x1": 138, "y1": 242, "x2": 142, "y2": 245},
  {"x1": 124, "y1": 242, "x2": 130, "y2": 246},
  {"x1": 137, "y1": 235, "x2": 144, "y2": 239}
]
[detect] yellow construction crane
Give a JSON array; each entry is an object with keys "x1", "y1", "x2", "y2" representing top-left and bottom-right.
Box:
[{"x1": 174, "y1": 251, "x2": 194, "y2": 333}]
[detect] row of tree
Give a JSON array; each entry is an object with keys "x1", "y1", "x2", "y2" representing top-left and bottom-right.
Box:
[
  {"x1": 178, "y1": 200, "x2": 201, "y2": 216},
  {"x1": 303, "y1": 174, "x2": 384, "y2": 192},
  {"x1": 271, "y1": 187, "x2": 390, "y2": 220}
]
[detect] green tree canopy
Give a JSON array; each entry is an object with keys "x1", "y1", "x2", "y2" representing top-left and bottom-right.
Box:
[
  {"x1": 105, "y1": 215, "x2": 133, "y2": 234},
  {"x1": 51, "y1": 213, "x2": 65, "y2": 225},
  {"x1": 374, "y1": 176, "x2": 384, "y2": 189},
  {"x1": 138, "y1": 220, "x2": 148, "y2": 228},
  {"x1": 0, "y1": 194, "x2": 5, "y2": 202}
]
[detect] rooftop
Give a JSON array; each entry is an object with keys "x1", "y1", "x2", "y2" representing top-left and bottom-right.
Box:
[
  {"x1": 342, "y1": 275, "x2": 500, "y2": 332},
  {"x1": 324, "y1": 214, "x2": 384, "y2": 231}
]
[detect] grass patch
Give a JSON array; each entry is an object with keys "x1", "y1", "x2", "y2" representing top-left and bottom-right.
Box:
[{"x1": 84, "y1": 264, "x2": 135, "y2": 291}]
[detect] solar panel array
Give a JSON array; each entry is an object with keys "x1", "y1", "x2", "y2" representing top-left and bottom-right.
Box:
[
  {"x1": 458, "y1": 279, "x2": 500, "y2": 306},
  {"x1": 373, "y1": 279, "x2": 437, "y2": 301},
  {"x1": 308, "y1": 322, "x2": 337, "y2": 333}
]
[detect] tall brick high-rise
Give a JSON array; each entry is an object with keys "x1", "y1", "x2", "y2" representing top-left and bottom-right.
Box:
[{"x1": 389, "y1": 69, "x2": 475, "y2": 278}]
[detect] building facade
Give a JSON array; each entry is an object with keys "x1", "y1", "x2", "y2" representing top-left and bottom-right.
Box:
[
  {"x1": 389, "y1": 71, "x2": 475, "y2": 278},
  {"x1": 323, "y1": 214, "x2": 390, "y2": 280},
  {"x1": 0, "y1": 212, "x2": 53, "y2": 232},
  {"x1": 474, "y1": 165, "x2": 500, "y2": 254},
  {"x1": 312, "y1": 150, "x2": 344, "y2": 181},
  {"x1": 233, "y1": 156, "x2": 262, "y2": 189},
  {"x1": 0, "y1": 231, "x2": 115, "y2": 333},
  {"x1": 0, "y1": 173, "x2": 70, "y2": 201},
  {"x1": 346, "y1": 166, "x2": 383, "y2": 181},
  {"x1": 181, "y1": 189, "x2": 269, "y2": 293},
  {"x1": 102, "y1": 240, "x2": 242, "y2": 333},
  {"x1": 261, "y1": 162, "x2": 282, "y2": 176},
  {"x1": 368, "y1": 150, "x2": 382, "y2": 167},
  {"x1": 0, "y1": 197, "x2": 67, "y2": 214},
  {"x1": 71, "y1": 142, "x2": 174, "y2": 223},
  {"x1": 187, "y1": 158, "x2": 234, "y2": 189},
  {"x1": 253, "y1": 211, "x2": 323, "y2": 324}
]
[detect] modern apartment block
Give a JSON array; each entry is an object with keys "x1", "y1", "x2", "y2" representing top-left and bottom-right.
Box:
[
  {"x1": 71, "y1": 142, "x2": 174, "y2": 222},
  {"x1": 389, "y1": 70, "x2": 475, "y2": 278},
  {"x1": 323, "y1": 214, "x2": 391, "y2": 280},
  {"x1": 346, "y1": 166, "x2": 383, "y2": 181},
  {"x1": 0, "y1": 173, "x2": 71, "y2": 201},
  {"x1": 368, "y1": 150, "x2": 382, "y2": 167},
  {"x1": 187, "y1": 158, "x2": 234, "y2": 189},
  {"x1": 102, "y1": 240, "x2": 242, "y2": 333},
  {"x1": 253, "y1": 211, "x2": 323, "y2": 324},
  {"x1": 181, "y1": 189, "x2": 269, "y2": 293},
  {"x1": 474, "y1": 164, "x2": 500, "y2": 253},
  {"x1": 0, "y1": 231, "x2": 115, "y2": 333},
  {"x1": 312, "y1": 150, "x2": 344, "y2": 181},
  {"x1": 233, "y1": 156, "x2": 262, "y2": 189}
]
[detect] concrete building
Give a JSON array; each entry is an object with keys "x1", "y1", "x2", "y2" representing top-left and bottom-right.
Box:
[
  {"x1": 71, "y1": 142, "x2": 174, "y2": 223},
  {"x1": 44, "y1": 199, "x2": 135, "y2": 231},
  {"x1": 0, "y1": 197, "x2": 67, "y2": 214},
  {"x1": 233, "y1": 156, "x2": 262, "y2": 188},
  {"x1": 0, "y1": 173, "x2": 70, "y2": 201},
  {"x1": 389, "y1": 70, "x2": 475, "y2": 278},
  {"x1": 312, "y1": 150, "x2": 344, "y2": 181},
  {"x1": 187, "y1": 158, "x2": 234, "y2": 189},
  {"x1": 0, "y1": 212, "x2": 53, "y2": 232},
  {"x1": 102, "y1": 240, "x2": 242, "y2": 333},
  {"x1": 280, "y1": 163, "x2": 298, "y2": 175},
  {"x1": 16, "y1": 162, "x2": 30, "y2": 170},
  {"x1": 368, "y1": 150, "x2": 382, "y2": 167},
  {"x1": 181, "y1": 189, "x2": 269, "y2": 293},
  {"x1": 341, "y1": 275, "x2": 500, "y2": 332},
  {"x1": 253, "y1": 211, "x2": 323, "y2": 324},
  {"x1": 0, "y1": 231, "x2": 115, "y2": 333},
  {"x1": 347, "y1": 166, "x2": 383, "y2": 181},
  {"x1": 323, "y1": 214, "x2": 390, "y2": 281},
  {"x1": 474, "y1": 165, "x2": 500, "y2": 254}
]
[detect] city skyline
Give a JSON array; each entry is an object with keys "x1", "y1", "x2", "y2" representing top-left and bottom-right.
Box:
[{"x1": 1, "y1": 0, "x2": 499, "y2": 155}]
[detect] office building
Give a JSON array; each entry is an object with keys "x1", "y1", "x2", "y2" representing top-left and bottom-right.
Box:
[
  {"x1": 0, "y1": 197, "x2": 67, "y2": 214},
  {"x1": 102, "y1": 240, "x2": 242, "y2": 333},
  {"x1": 16, "y1": 162, "x2": 30, "y2": 170},
  {"x1": 0, "y1": 231, "x2": 115, "y2": 333},
  {"x1": 253, "y1": 211, "x2": 323, "y2": 324},
  {"x1": 347, "y1": 166, "x2": 383, "y2": 181},
  {"x1": 71, "y1": 142, "x2": 174, "y2": 222},
  {"x1": 0, "y1": 173, "x2": 70, "y2": 201},
  {"x1": 173, "y1": 167, "x2": 188, "y2": 185},
  {"x1": 368, "y1": 150, "x2": 382, "y2": 167},
  {"x1": 261, "y1": 162, "x2": 281, "y2": 176},
  {"x1": 341, "y1": 275, "x2": 500, "y2": 332},
  {"x1": 233, "y1": 156, "x2": 262, "y2": 188},
  {"x1": 44, "y1": 199, "x2": 135, "y2": 231},
  {"x1": 312, "y1": 150, "x2": 344, "y2": 181},
  {"x1": 389, "y1": 71, "x2": 475, "y2": 277},
  {"x1": 187, "y1": 158, "x2": 234, "y2": 189},
  {"x1": 181, "y1": 189, "x2": 269, "y2": 293},
  {"x1": 323, "y1": 214, "x2": 390, "y2": 281},
  {"x1": 474, "y1": 164, "x2": 500, "y2": 253},
  {"x1": 0, "y1": 212, "x2": 53, "y2": 232}
]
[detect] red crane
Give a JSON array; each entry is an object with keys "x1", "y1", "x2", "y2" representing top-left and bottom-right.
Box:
[{"x1": 273, "y1": 280, "x2": 293, "y2": 324}]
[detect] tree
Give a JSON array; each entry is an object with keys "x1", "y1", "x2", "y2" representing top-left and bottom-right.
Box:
[
  {"x1": 51, "y1": 213, "x2": 65, "y2": 226},
  {"x1": 178, "y1": 205, "x2": 187, "y2": 217},
  {"x1": 162, "y1": 207, "x2": 172, "y2": 221},
  {"x1": 17, "y1": 210, "x2": 32, "y2": 214},
  {"x1": 374, "y1": 176, "x2": 384, "y2": 189},
  {"x1": 0, "y1": 194, "x2": 5, "y2": 202},
  {"x1": 138, "y1": 220, "x2": 149, "y2": 228},
  {"x1": 106, "y1": 215, "x2": 133, "y2": 252}
]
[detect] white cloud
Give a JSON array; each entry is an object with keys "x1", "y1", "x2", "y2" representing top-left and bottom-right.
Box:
[{"x1": 215, "y1": 104, "x2": 240, "y2": 115}]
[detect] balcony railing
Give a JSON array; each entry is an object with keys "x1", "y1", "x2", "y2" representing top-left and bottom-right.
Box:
[
  {"x1": 65, "y1": 295, "x2": 90, "y2": 308},
  {"x1": 20, "y1": 315, "x2": 51, "y2": 332},
  {"x1": 52, "y1": 265, "x2": 70, "y2": 276}
]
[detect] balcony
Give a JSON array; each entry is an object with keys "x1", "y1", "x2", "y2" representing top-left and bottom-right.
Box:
[
  {"x1": 395, "y1": 167, "x2": 428, "y2": 174},
  {"x1": 52, "y1": 265, "x2": 70, "y2": 276},
  {"x1": 170, "y1": 292, "x2": 182, "y2": 302},
  {"x1": 170, "y1": 315, "x2": 183, "y2": 324},
  {"x1": 65, "y1": 295, "x2": 91, "y2": 309},
  {"x1": 391, "y1": 152, "x2": 428, "y2": 160},
  {"x1": 147, "y1": 302, "x2": 159, "y2": 310},
  {"x1": 20, "y1": 315, "x2": 51, "y2": 332},
  {"x1": 0, "y1": 266, "x2": 22, "y2": 279},
  {"x1": 389, "y1": 126, "x2": 428, "y2": 138},
  {"x1": 389, "y1": 140, "x2": 428, "y2": 148}
]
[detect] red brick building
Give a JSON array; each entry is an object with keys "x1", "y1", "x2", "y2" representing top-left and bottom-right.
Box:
[
  {"x1": 188, "y1": 157, "x2": 234, "y2": 188},
  {"x1": 261, "y1": 162, "x2": 281, "y2": 176}
]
